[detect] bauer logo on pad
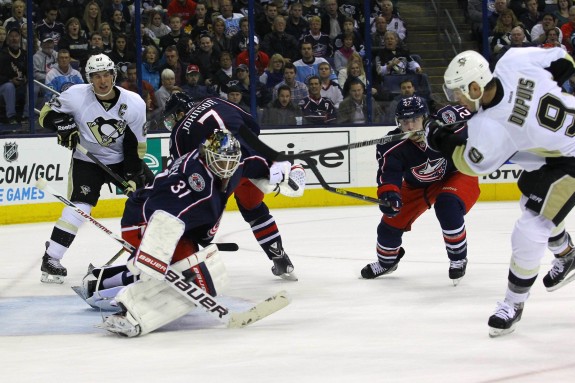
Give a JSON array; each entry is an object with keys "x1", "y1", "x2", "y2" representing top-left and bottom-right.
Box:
[{"x1": 137, "y1": 252, "x2": 168, "y2": 274}]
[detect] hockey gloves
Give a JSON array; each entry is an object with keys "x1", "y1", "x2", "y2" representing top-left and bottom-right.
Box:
[
  {"x1": 379, "y1": 191, "x2": 402, "y2": 217},
  {"x1": 46, "y1": 112, "x2": 79, "y2": 150},
  {"x1": 425, "y1": 119, "x2": 466, "y2": 158},
  {"x1": 269, "y1": 161, "x2": 292, "y2": 184},
  {"x1": 124, "y1": 169, "x2": 146, "y2": 195}
]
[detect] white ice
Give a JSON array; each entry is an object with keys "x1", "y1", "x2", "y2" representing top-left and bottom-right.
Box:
[{"x1": 1, "y1": 202, "x2": 575, "y2": 382}]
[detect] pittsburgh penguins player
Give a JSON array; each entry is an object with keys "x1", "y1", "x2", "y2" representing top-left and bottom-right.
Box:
[{"x1": 39, "y1": 53, "x2": 149, "y2": 284}]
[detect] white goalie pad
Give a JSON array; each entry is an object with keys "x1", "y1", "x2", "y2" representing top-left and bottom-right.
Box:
[
  {"x1": 112, "y1": 245, "x2": 229, "y2": 336},
  {"x1": 134, "y1": 210, "x2": 185, "y2": 280},
  {"x1": 250, "y1": 164, "x2": 306, "y2": 198}
]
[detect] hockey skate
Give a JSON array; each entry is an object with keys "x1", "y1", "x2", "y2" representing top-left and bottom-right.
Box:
[
  {"x1": 97, "y1": 308, "x2": 141, "y2": 337},
  {"x1": 267, "y1": 240, "x2": 298, "y2": 281},
  {"x1": 487, "y1": 301, "x2": 524, "y2": 338},
  {"x1": 361, "y1": 248, "x2": 405, "y2": 279},
  {"x1": 41, "y1": 243, "x2": 67, "y2": 284},
  {"x1": 543, "y1": 247, "x2": 575, "y2": 292},
  {"x1": 449, "y1": 258, "x2": 468, "y2": 286}
]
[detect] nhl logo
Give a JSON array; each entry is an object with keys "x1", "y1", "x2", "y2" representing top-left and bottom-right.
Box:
[{"x1": 4, "y1": 142, "x2": 18, "y2": 162}]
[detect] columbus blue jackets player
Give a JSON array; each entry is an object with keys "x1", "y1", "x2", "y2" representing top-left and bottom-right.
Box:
[
  {"x1": 163, "y1": 93, "x2": 301, "y2": 281},
  {"x1": 361, "y1": 96, "x2": 480, "y2": 285}
]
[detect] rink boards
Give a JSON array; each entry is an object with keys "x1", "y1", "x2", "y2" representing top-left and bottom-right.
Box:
[{"x1": 0, "y1": 126, "x2": 521, "y2": 225}]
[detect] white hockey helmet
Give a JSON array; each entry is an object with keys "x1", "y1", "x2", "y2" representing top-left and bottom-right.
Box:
[
  {"x1": 201, "y1": 129, "x2": 242, "y2": 179},
  {"x1": 443, "y1": 50, "x2": 493, "y2": 110},
  {"x1": 86, "y1": 54, "x2": 117, "y2": 90}
]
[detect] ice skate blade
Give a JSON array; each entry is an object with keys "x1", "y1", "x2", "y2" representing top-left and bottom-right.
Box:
[
  {"x1": 451, "y1": 277, "x2": 463, "y2": 286},
  {"x1": 41, "y1": 272, "x2": 64, "y2": 284},
  {"x1": 279, "y1": 271, "x2": 298, "y2": 281},
  {"x1": 545, "y1": 272, "x2": 575, "y2": 292},
  {"x1": 489, "y1": 324, "x2": 517, "y2": 338}
]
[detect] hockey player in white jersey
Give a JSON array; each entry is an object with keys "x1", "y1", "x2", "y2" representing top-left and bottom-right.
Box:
[
  {"x1": 39, "y1": 53, "x2": 149, "y2": 284},
  {"x1": 427, "y1": 48, "x2": 575, "y2": 337}
]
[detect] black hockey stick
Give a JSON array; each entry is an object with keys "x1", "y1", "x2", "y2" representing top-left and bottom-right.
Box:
[
  {"x1": 75, "y1": 144, "x2": 132, "y2": 192},
  {"x1": 239, "y1": 125, "x2": 423, "y2": 162}
]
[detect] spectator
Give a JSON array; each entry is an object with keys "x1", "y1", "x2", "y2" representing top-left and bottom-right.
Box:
[
  {"x1": 160, "y1": 45, "x2": 187, "y2": 87},
  {"x1": 301, "y1": 16, "x2": 333, "y2": 58},
  {"x1": 262, "y1": 84, "x2": 302, "y2": 126},
  {"x1": 226, "y1": 84, "x2": 250, "y2": 112},
  {"x1": 554, "y1": 0, "x2": 572, "y2": 27},
  {"x1": 229, "y1": 17, "x2": 250, "y2": 57},
  {"x1": 256, "y1": 3, "x2": 279, "y2": 38},
  {"x1": 190, "y1": 34, "x2": 221, "y2": 86},
  {"x1": 541, "y1": 26, "x2": 567, "y2": 49},
  {"x1": 272, "y1": 62, "x2": 309, "y2": 105},
  {"x1": 82, "y1": 1, "x2": 102, "y2": 37},
  {"x1": 188, "y1": 2, "x2": 212, "y2": 41},
  {"x1": 147, "y1": 9, "x2": 171, "y2": 40},
  {"x1": 318, "y1": 61, "x2": 343, "y2": 107},
  {"x1": 2, "y1": 0, "x2": 26, "y2": 32},
  {"x1": 159, "y1": 15, "x2": 186, "y2": 55},
  {"x1": 121, "y1": 63, "x2": 157, "y2": 103},
  {"x1": 531, "y1": 13, "x2": 562, "y2": 45},
  {"x1": 338, "y1": 79, "x2": 383, "y2": 124},
  {"x1": 107, "y1": 33, "x2": 135, "y2": 82},
  {"x1": 321, "y1": 0, "x2": 346, "y2": 40},
  {"x1": 372, "y1": 0, "x2": 406, "y2": 40},
  {"x1": 58, "y1": 17, "x2": 89, "y2": 70},
  {"x1": 88, "y1": 31, "x2": 105, "y2": 56},
  {"x1": 333, "y1": 16, "x2": 364, "y2": 53},
  {"x1": 236, "y1": 36, "x2": 269, "y2": 76},
  {"x1": 494, "y1": 25, "x2": 536, "y2": 66},
  {"x1": 36, "y1": 5, "x2": 65, "y2": 50},
  {"x1": 45, "y1": 49, "x2": 84, "y2": 100},
  {"x1": 176, "y1": 34, "x2": 195, "y2": 66},
  {"x1": 98, "y1": 22, "x2": 114, "y2": 55},
  {"x1": 211, "y1": 18, "x2": 232, "y2": 53},
  {"x1": 167, "y1": 0, "x2": 197, "y2": 23},
  {"x1": 0, "y1": 27, "x2": 28, "y2": 125},
  {"x1": 0, "y1": 26, "x2": 5, "y2": 49},
  {"x1": 109, "y1": 9, "x2": 129, "y2": 35},
  {"x1": 490, "y1": 9, "x2": 529, "y2": 54},
  {"x1": 141, "y1": 45, "x2": 161, "y2": 90},
  {"x1": 212, "y1": 50, "x2": 235, "y2": 97},
  {"x1": 261, "y1": 15, "x2": 300, "y2": 63},
  {"x1": 376, "y1": 31, "x2": 422, "y2": 76},
  {"x1": 301, "y1": 0, "x2": 321, "y2": 21},
  {"x1": 489, "y1": 0, "x2": 510, "y2": 30},
  {"x1": 233, "y1": 63, "x2": 272, "y2": 107},
  {"x1": 560, "y1": 5, "x2": 575, "y2": 51},
  {"x1": 103, "y1": 0, "x2": 131, "y2": 26},
  {"x1": 384, "y1": 77, "x2": 418, "y2": 125},
  {"x1": 217, "y1": 0, "x2": 243, "y2": 38},
  {"x1": 334, "y1": 34, "x2": 357, "y2": 73},
  {"x1": 299, "y1": 76, "x2": 336, "y2": 125},
  {"x1": 233, "y1": 0, "x2": 263, "y2": 17},
  {"x1": 259, "y1": 53, "x2": 285, "y2": 90},
  {"x1": 181, "y1": 63, "x2": 218, "y2": 100},
  {"x1": 338, "y1": 52, "x2": 363, "y2": 86},
  {"x1": 520, "y1": 0, "x2": 543, "y2": 32},
  {"x1": 293, "y1": 41, "x2": 335, "y2": 84},
  {"x1": 33, "y1": 35, "x2": 58, "y2": 104},
  {"x1": 155, "y1": 68, "x2": 180, "y2": 112},
  {"x1": 371, "y1": 17, "x2": 388, "y2": 51},
  {"x1": 285, "y1": 2, "x2": 309, "y2": 40}
]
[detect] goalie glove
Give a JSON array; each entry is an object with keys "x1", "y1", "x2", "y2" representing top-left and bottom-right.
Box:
[{"x1": 45, "y1": 112, "x2": 79, "y2": 150}]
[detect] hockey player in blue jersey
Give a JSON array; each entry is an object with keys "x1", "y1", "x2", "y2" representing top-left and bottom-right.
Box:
[
  {"x1": 163, "y1": 92, "x2": 303, "y2": 281},
  {"x1": 361, "y1": 96, "x2": 480, "y2": 285}
]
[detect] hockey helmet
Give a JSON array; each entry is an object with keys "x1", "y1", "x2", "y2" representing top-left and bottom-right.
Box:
[
  {"x1": 163, "y1": 92, "x2": 195, "y2": 131},
  {"x1": 395, "y1": 95, "x2": 428, "y2": 121},
  {"x1": 443, "y1": 50, "x2": 492, "y2": 111},
  {"x1": 201, "y1": 129, "x2": 242, "y2": 179},
  {"x1": 85, "y1": 54, "x2": 117, "y2": 96}
]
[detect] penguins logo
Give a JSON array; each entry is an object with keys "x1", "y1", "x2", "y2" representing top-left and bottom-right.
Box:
[{"x1": 87, "y1": 117, "x2": 127, "y2": 146}]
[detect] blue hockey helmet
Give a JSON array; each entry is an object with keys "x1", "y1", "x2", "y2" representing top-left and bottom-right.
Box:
[
  {"x1": 395, "y1": 96, "x2": 429, "y2": 122},
  {"x1": 162, "y1": 92, "x2": 195, "y2": 131}
]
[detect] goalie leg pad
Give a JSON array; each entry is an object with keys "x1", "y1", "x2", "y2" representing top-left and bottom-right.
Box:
[
  {"x1": 171, "y1": 244, "x2": 229, "y2": 296},
  {"x1": 133, "y1": 210, "x2": 185, "y2": 279}
]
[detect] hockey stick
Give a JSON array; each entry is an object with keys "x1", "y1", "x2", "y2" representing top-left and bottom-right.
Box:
[
  {"x1": 35, "y1": 177, "x2": 289, "y2": 327},
  {"x1": 239, "y1": 125, "x2": 423, "y2": 162},
  {"x1": 75, "y1": 143, "x2": 132, "y2": 192}
]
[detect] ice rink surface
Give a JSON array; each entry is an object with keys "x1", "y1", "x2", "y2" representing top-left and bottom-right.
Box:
[{"x1": 1, "y1": 201, "x2": 575, "y2": 382}]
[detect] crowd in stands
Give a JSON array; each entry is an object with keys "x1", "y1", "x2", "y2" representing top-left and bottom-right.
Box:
[{"x1": 0, "y1": 0, "x2": 436, "y2": 129}]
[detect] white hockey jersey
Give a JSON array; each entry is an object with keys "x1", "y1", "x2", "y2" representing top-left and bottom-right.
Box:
[
  {"x1": 48, "y1": 84, "x2": 147, "y2": 165},
  {"x1": 454, "y1": 47, "x2": 575, "y2": 175}
]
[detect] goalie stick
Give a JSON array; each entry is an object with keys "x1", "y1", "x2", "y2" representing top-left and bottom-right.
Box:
[{"x1": 36, "y1": 177, "x2": 288, "y2": 327}]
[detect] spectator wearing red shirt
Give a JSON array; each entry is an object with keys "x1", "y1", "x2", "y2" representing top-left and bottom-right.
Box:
[
  {"x1": 560, "y1": 6, "x2": 575, "y2": 52},
  {"x1": 167, "y1": 0, "x2": 198, "y2": 24},
  {"x1": 235, "y1": 36, "x2": 269, "y2": 76}
]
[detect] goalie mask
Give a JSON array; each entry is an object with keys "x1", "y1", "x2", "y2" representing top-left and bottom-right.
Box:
[
  {"x1": 86, "y1": 54, "x2": 117, "y2": 97},
  {"x1": 162, "y1": 92, "x2": 195, "y2": 131},
  {"x1": 443, "y1": 50, "x2": 493, "y2": 111},
  {"x1": 201, "y1": 129, "x2": 242, "y2": 179}
]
